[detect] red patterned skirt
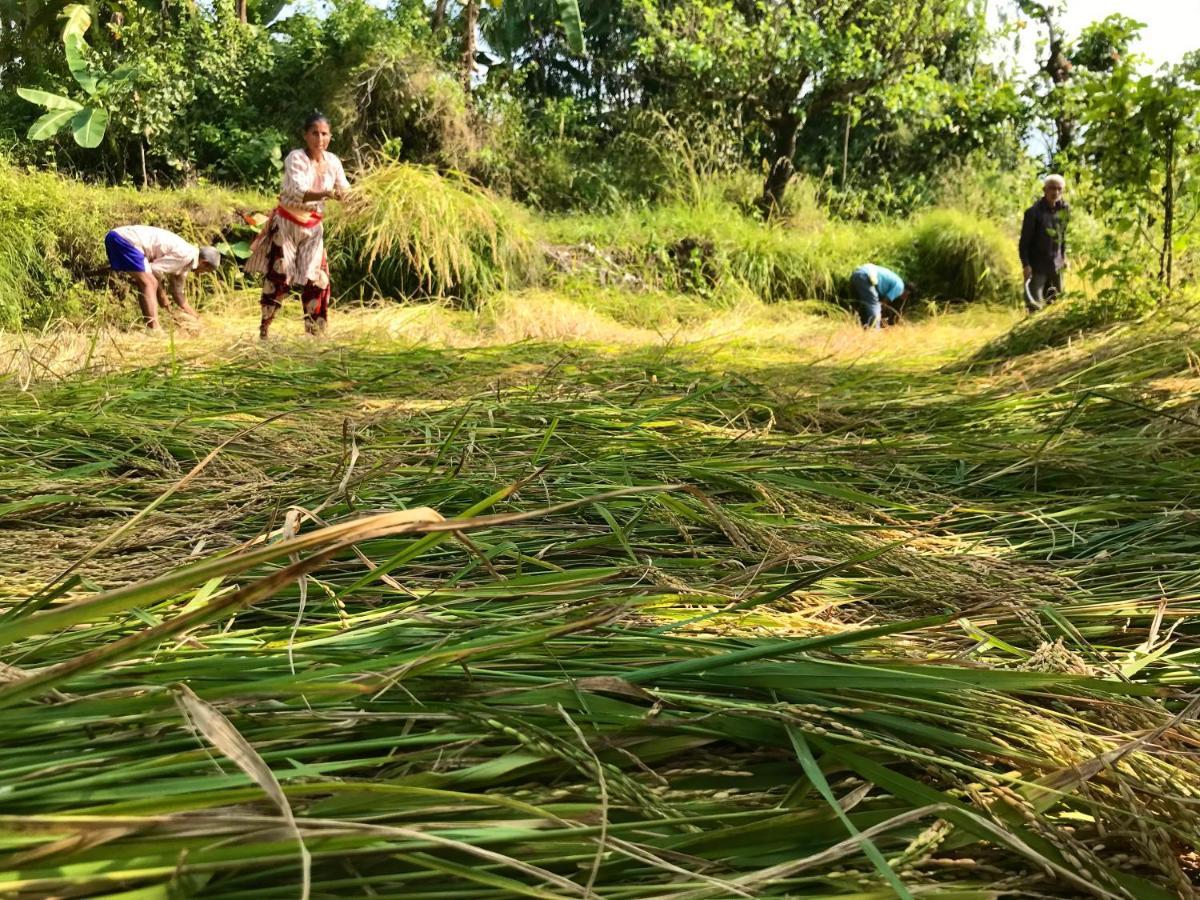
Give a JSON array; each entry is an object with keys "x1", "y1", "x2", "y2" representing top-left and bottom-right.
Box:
[{"x1": 245, "y1": 208, "x2": 331, "y2": 323}]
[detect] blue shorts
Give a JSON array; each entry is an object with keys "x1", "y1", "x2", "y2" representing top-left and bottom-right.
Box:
[{"x1": 105, "y1": 231, "x2": 148, "y2": 273}]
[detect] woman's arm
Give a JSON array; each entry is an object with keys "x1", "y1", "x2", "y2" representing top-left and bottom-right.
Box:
[{"x1": 280, "y1": 152, "x2": 334, "y2": 204}]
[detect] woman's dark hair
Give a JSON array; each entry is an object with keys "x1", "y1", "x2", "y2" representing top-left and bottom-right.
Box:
[{"x1": 303, "y1": 111, "x2": 330, "y2": 132}]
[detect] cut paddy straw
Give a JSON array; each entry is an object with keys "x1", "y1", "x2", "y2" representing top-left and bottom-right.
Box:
[{"x1": 2, "y1": 308, "x2": 1200, "y2": 898}]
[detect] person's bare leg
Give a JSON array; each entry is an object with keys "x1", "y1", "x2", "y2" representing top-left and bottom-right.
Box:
[
  {"x1": 302, "y1": 296, "x2": 327, "y2": 336},
  {"x1": 130, "y1": 272, "x2": 161, "y2": 330},
  {"x1": 260, "y1": 300, "x2": 280, "y2": 340},
  {"x1": 156, "y1": 283, "x2": 175, "y2": 329}
]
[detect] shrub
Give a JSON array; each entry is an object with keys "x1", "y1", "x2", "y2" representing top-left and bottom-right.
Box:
[
  {"x1": 331, "y1": 42, "x2": 478, "y2": 171},
  {"x1": 895, "y1": 209, "x2": 1019, "y2": 303}
]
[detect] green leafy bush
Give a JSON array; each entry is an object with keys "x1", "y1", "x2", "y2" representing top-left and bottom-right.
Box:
[{"x1": 895, "y1": 209, "x2": 1019, "y2": 303}]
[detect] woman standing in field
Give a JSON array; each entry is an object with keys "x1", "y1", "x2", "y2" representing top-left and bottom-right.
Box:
[{"x1": 246, "y1": 112, "x2": 350, "y2": 339}]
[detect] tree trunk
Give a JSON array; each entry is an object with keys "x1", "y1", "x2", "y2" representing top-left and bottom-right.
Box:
[
  {"x1": 1160, "y1": 122, "x2": 1176, "y2": 288},
  {"x1": 460, "y1": 0, "x2": 478, "y2": 93},
  {"x1": 840, "y1": 111, "x2": 852, "y2": 191},
  {"x1": 140, "y1": 138, "x2": 149, "y2": 190},
  {"x1": 759, "y1": 111, "x2": 799, "y2": 218},
  {"x1": 236, "y1": 0, "x2": 247, "y2": 24},
  {"x1": 432, "y1": 0, "x2": 449, "y2": 31}
]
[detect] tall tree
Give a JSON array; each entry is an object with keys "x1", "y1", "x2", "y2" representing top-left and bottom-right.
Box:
[
  {"x1": 634, "y1": 0, "x2": 973, "y2": 215},
  {"x1": 1016, "y1": 0, "x2": 1072, "y2": 164},
  {"x1": 795, "y1": 6, "x2": 1026, "y2": 212},
  {"x1": 1018, "y1": 4, "x2": 1141, "y2": 168},
  {"x1": 1082, "y1": 53, "x2": 1200, "y2": 290},
  {"x1": 460, "y1": 0, "x2": 478, "y2": 89},
  {"x1": 452, "y1": 0, "x2": 587, "y2": 91}
]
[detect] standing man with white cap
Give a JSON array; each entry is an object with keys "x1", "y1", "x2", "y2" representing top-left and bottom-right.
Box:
[
  {"x1": 1019, "y1": 174, "x2": 1069, "y2": 313},
  {"x1": 104, "y1": 225, "x2": 221, "y2": 331}
]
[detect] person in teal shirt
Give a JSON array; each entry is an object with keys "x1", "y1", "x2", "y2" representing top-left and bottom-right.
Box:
[{"x1": 850, "y1": 264, "x2": 914, "y2": 329}]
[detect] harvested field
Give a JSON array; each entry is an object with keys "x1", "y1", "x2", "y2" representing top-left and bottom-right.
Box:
[{"x1": 2, "y1": 302, "x2": 1199, "y2": 898}]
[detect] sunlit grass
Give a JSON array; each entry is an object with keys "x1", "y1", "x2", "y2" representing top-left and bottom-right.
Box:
[{"x1": 0, "y1": 288, "x2": 1024, "y2": 383}]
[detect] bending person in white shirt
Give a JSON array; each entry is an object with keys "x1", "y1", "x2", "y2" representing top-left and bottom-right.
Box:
[{"x1": 104, "y1": 225, "x2": 220, "y2": 331}]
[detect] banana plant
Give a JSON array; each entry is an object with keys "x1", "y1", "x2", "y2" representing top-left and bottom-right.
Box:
[
  {"x1": 16, "y1": 4, "x2": 135, "y2": 149},
  {"x1": 538, "y1": 0, "x2": 586, "y2": 55},
  {"x1": 493, "y1": 0, "x2": 585, "y2": 55}
]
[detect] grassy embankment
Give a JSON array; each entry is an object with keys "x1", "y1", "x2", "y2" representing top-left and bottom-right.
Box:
[{"x1": 0, "y1": 160, "x2": 1021, "y2": 335}]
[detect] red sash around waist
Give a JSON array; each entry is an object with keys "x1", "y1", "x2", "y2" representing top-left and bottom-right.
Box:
[{"x1": 274, "y1": 205, "x2": 323, "y2": 228}]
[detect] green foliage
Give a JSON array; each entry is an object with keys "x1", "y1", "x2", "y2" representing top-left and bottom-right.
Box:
[
  {"x1": 330, "y1": 163, "x2": 541, "y2": 305},
  {"x1": 632, "y1": 0, "x2": 985, "y2": 209},
  {"x1": 898, "y1": 210, "x2": 1019, "y2": 304},
  {"x1": 16, "y1": 6, "x2": 134, "y2": 150},
  {"x1": 488, "y1": 0, "x2": 588, "y2": 57},
  {"x1": 1080, "y1": 57, "x2": 1200, "y2": 288},
  {"x1": 1020, "y1": 9, "x2": 1145, "y2": 168},
  {"x1": 477, "y1": 97, "x2": 630, "y2": 210},
  {"x1": 1071, "y1": 14, "x2": 1142, "y2": 71},
  {"x1": 331, "y1": 38, "x2": 478, "y2": 171},
  {"x1": 481, "y1": 0, "x2": 642, "y2": 165},
  {"x1": 932, "y1": 153, "x2": 1042, "y2": 223},
  {"x1": 552, "y1": 0, "x2": 587, "y2": 54},
  {"x1": 804, "y1": 26, "x2": 1029, "y2": 217},
  {"x1": 6, "y1": 0, "x2": 443, "y2": 186},
  {"x1": 482, "y1": 102, "x2": 752, "y2": 213}
]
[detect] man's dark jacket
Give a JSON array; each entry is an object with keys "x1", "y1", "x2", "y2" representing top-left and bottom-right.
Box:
[{"x1": 1019, "y1": 199, "x2": 1069, "y2": 274}]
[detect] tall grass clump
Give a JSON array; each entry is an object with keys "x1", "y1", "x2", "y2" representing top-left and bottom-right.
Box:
[
  {"x1": 0, "y1": 205, "x2": 68, "y2": 329},
  {"x1": 331, "y1": 163, "x2": 541, "y2": 306},
  {"x1": 546, "y1": 199, "x2": 1016, "y2": 308},
  {"x1": 544, "y1": 199, "x2": 852, "y2": 302},
  {"x1": 895, "y1": 209, "x2": 1019, "y2": 303}
]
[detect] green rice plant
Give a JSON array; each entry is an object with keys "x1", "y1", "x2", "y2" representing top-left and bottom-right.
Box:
[
  {"x1": 544, "y1": 200, "x2": 1016, "y2": 307},
  {"x1": 544, "y1": 199, "x2": 851, "y2": 301},
  {"x1": 0, "y1": 215, "x2": 63, "y2": 329},
  {"x1": 330, "y1": 163, "x2": 542, "y2": 306}
]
